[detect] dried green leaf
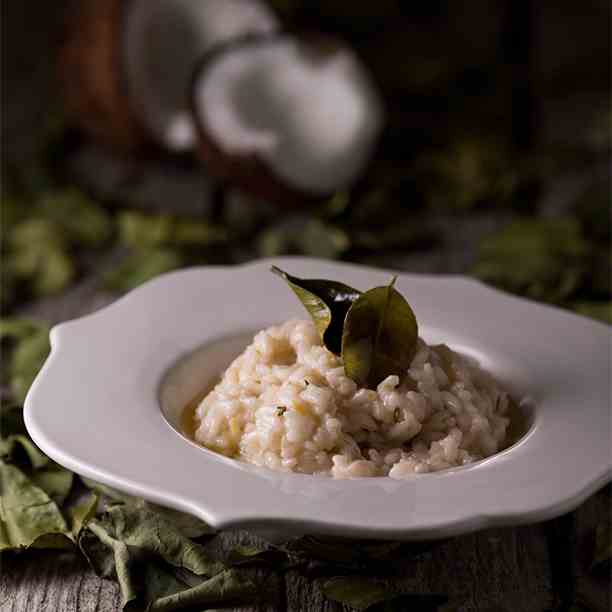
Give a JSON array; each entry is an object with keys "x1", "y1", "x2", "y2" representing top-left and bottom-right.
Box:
[
  {"x1": 321, "y1": 577, "x2": 387, "y2": 610},
  {"x1": 142, "y1": 501, "x2": 214, "y2": 538},
  {"x1": 118, "y1": 211, "x2": 227, "y2": 248},
  {"x1": 473, "y1": 218, "x2": 590, "y2": 303},
  {"x1": 342, "y1": 278, "x2": 418, "y2": 389},
  {"x1": 0, "y1": 461, "x2": 70, "y2": 551},
  {"x1": 148, "y1": 569, "x2": 256, "y2": 611},
  {"x1": 591, "y1": 522, "x2": 611, "y2": 573},
  {"x1": 228, "y1": 544, "x2": 293, "y2": 568},
  {"x1": 322, "y1": 577, "x2": 447, "y2": 611},
  {"x1": 31, "y1": 465, "x2": 74, "y2": 506},
  {"x1": 103, "y1": 248, "x2": 184, "y2": 292},
  {"x1": 271, "y1": 266, "x2": 361, "y2": 354},
  {"x1": 81, "y1": 517, "x2": 137, "y2": 603},
  {"x1": 281, "y1": 535, "x2": 403, "y2": 568},
  {"x1": 80, "y1": 502, "x2": 226, "y2": 610},
  {"x1": 8, "y1": 219, "x2": 75, "y2": 296},
  {"x1": 571, "y1": 302, "x2": 612, "y2": 325},
  {"x1": 417, "y1": 137, "x2": 518, "y2": 210},
  {"x1": 1, "y1": 319, "x2": 51, "y2": 404},
  {"x1": 0, "y1": 434, "x2": 49, "y2": 470},
  {"x1": 0, "y1": 403, "x2": 26, "y2": 437},
  {"x1": 37, "y1": 189, "x2": 112, "y2": 247},
  {"x1": 101, "y1": 503, "x2": 223, "y2": 576},
  {"x1": 79, "y1": 476, "x2": 135, "y2": 504},
  {"x1": 68, "y1": 491, "x2": 99, "y2": 538},
  {"x1": 259, "y1": 219, "x2": 349, "y2": 259}
]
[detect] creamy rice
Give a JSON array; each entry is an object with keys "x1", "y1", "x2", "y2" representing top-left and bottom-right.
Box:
[{"x1": 194, "y1": 319, "x2": 512, "y2": 478}]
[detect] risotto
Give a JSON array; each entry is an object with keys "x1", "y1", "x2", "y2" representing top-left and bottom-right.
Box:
[{"x1": 193, "y1": 319, "x2": 512, "y2": 478}]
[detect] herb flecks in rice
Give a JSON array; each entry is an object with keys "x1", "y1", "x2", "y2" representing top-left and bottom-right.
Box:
[{"x1": 193, "y1": 320, "x2": 512, "y2": 478}]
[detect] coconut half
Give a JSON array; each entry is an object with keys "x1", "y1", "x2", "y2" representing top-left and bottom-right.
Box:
[
  {"x1": 192, "y1": 34, "x2": 384, "y2": 202},
  {"x1": 59, "y1": 0, "x2": 279, "y2": 153}
]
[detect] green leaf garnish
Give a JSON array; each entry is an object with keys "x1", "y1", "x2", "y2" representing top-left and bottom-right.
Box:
[
  {"x1": 271, "y1": 266, "x2": 361, "y2": 355},
  {"x1": 342, "y1": 277, "x2": 418, "y2": 389}
]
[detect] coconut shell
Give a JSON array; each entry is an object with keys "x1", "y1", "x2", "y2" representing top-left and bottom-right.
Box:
[
  {"x1": 190, "y1": 35, "x2": 359, "y2": 207},
  {"x1": 57, "y1": 0, "x2": 150, "y2": 153}
]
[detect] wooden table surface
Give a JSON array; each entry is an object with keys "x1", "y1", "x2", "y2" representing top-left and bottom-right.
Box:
[{"x1": 1, "y1": 258, "x2": 610, "y2": 612}]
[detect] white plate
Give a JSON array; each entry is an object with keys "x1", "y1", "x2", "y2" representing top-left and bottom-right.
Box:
[{"x1": 25, "y1": 258, "x2": 612, "y2": 541}]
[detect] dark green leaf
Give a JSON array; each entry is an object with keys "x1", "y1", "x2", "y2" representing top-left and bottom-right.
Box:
[
  {"x1": 1, "y1": 319, "x2": 51, "y2": 404},
  {"x1": 322, "y1": 577, "x2": 447, "y2": 611},
  {"x1": 416, "y1": 137, "x2": 518, "y2": 210},
  {"x1": 142, "y1": 501, "x2": 214, "y2": 538},
  {"x1": 118, "y1": 211, "x2": 227, "y2": 248},
  {"x1": 0, "y1": 403, "x2": 26, "y2": 437},
  {"x1": 79, "y1": 476, "x2": 135, "y2": 504},
  {"x1": 227, "y1": 544, "x2": 293, "y2": 568},
  {"x1": 342, "y1": 278, "x2": 418, "y2": 389},
  {"x1": 282, "y1": 536, "x2": 400, "y2": 566},
  {"x1": 322, "y1": 577, "x2": 387, "y2": 610},
  {"x1": 0, "y1": 434, "x2": 49, "y2": 469},
  {"x1": 473, "y1": 218, "x2": 590, "y2": 303},
  {"x1": 103, "y1": 248, "x2": 184, "y2": 292},
  {"x1": 0, "y1": 461, "x2": 70, "y2": 550},
  {"x1": 37, "y1": 189, "x2": 112, "y2": 247},
  {"x1": 8, "y1": 219, "x2": 75, "y2": 297},
  {"x1": 68, "y1": 491, "x2": 99, "y2": 539},
  {"x1": 591, "y1": 522, "x2": 611, "y2": 573},
  {"x1": 271, "y1": 266, "x2": 361, "y2": 354},
  {"x1": 31, "y1": 465, "x2": 74, "y2": 506},
  {"x1": 101, "y1": 502, "x2": 223, "y2": 576},
  {"x1": 571, "y1": 302, "x2": 612, "y2": 325},
  {"x1": 81, "y1": 517, "x2": 138, "y2": 604},
  {"x1": 259, "y1": 219, "x2": 349, "y2": 259},
  {"x1": 148, "y1": 569, "x2": 256, "y2": 611}
]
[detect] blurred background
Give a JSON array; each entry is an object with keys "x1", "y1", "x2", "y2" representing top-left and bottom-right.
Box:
[{"x1": 2, "y1": 0, "x2": 610, "y2": 323}]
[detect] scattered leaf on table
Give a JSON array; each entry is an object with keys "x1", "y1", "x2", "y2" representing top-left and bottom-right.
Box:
[
  {"x1": 416, "y1": 136, "x2": 518, "y2": 210},
  {"x1": 473, "y1": 218, "x2": 590, "y2": 303},
  {"x1": 95, "y1": 502, "x2": 223, "y2": 576},
  {"x1": 118, "y1": 211, "x2": 227, "y2": 248},
  {"x1": 0, "y1": 403, "x2": 26, "y2": 437},
  {"x1": 571, "y1": 302, "x2": 612, "y2": 325},
  {"x1": 103, "y1": 248, "x2": 184, "y2": 292},
  {"x1": 271, "y1": 266, "x2": 361, "y2": 354},
  {"x1": 0, "y1": 434, "x2": 49, "y2": 470},
  {"x1": 228, "y1": 544, "x2": 293, "y2": 568},
  {"x1": 258, "y1": 219, "x2": 349, "y2": 259},
  {"x1": 31, "y1": 465, "x2": 74, "y2": 506},
  {"x1": 68, "y1": 491, "x2": 99, "y2": 538},
  {"x1": 282, "y1": 535, "x2": 401, "y2": 567},
  {"x1": 8, "y1": 219, "x2": 75, "y2": 297},
  {"x1": 80, "y1": 476, "x2": 135, "y2": 504},
  {"x1": 81, "y1": 517, "x2": 138, "y2": 605},
  {"x1": 37, "y1": 189, "x2": 113, "y2": 247},
  {"x1": 321, "y1": 577, "x2": 390, "y2": 610},
  {"x1": 148, "y1": 569, "x2": 256, "y2": 612},
  {"x1": 142, "y1": 501, "x2": 214, "y2": 538},
  {"x1": 591, "y1": 521, "x2": 611, "y2": 573},
  {"x1": 322, "y1": 577, "x2": 447, "y2": 611},
  {"x1": 0, "y1": 461, "x2": 70, "y2": 551},
  {"x1": 342, "y1": 278, "x2": 418, "y2": 389},
  {"x1": 1, "y1": 319, "x2": 51, "y2": 404}
]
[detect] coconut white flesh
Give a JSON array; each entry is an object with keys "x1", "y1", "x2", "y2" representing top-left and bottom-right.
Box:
[
  {"x1": 195, "y1": 37, "x2": 384, "y2": 194},
  {"x1": 123, "y1": 0, "x2": 279, "y2": 151}
]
